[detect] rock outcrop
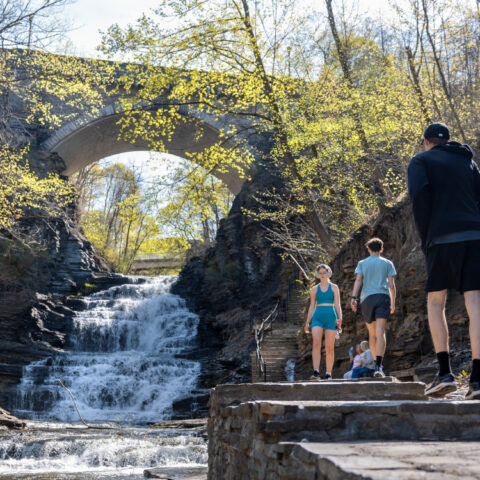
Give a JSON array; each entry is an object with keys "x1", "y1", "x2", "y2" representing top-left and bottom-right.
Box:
[
  {"x1": 0, "y1": 407, "x2": 25, "y2": 430},
  {"x1": 0, "y1": 216, "x2": 126, "y2": 407},
  {"x1": 296, "y1": 196, "x2": 471, "y2": 380},
  {"x1": 172, "y1": 167, "x2": 290, "y2": 387}
]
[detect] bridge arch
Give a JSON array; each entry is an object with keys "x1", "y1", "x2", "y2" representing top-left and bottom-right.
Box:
[{"x1": 42, "y1": 105, "x2": 249, "y2": 194}]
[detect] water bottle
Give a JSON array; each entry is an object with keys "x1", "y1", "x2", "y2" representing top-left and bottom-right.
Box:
[{"x1": 335, "y1": 320, "x2": 342, "y2": 340}]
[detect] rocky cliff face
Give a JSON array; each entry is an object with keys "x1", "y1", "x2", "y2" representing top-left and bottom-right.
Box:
[
  {"x1": 295, "y1": 196, "x2": 471, "y2": 381},
  {"x1": 172, "y1": 166, "x2": 291, "y2": 387},
  {"x1": 0, "y1": 216, "x2": 126, "y2": 407}
]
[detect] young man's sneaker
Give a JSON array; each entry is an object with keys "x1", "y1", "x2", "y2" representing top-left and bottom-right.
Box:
[
  {"x1": 465, "y1": 381, "x2": 480, "y2": 400},
  {"x1": 425, "y1": 373, "x2": 457, "y2": 397},
  {"x1": 310, "y1": 370, "x2": 320, "y2": 381},
  {"x1": 374, "y1": 365, "x2": 385, "y2": 378},
  {"x1": 323, "y1": 373, "x2": 332, "y2": 380}
]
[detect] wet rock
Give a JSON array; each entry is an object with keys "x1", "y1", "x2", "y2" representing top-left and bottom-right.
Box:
[
  {"x1": 144, "y1": 466, "x2": 207, "y2": 479},
  {"x1": 0, "y1": 407, "x2": 25, "y2": 430}
]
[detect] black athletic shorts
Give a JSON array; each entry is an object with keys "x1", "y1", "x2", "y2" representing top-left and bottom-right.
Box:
[
  {"x1": 361, "y1": 294, "x2": 391, "y2": 324},
  {"x1": 426, "y1": 240, "x2": 480, "y2": 293}
]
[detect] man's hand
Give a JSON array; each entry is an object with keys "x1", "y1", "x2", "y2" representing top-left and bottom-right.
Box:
[
  {"x1": 390, "y1": 304, "x2": 395, "y2": 314},
  {"x1": 350, "y1": 299, "x2": 357, "y2": 312}
]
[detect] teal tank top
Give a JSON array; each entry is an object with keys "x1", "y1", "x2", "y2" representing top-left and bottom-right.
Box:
[{"x1": 316, "y1": 283, "x2": 334, "y2": 303}]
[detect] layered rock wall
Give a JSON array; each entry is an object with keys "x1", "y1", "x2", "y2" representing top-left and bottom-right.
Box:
[{"x1": 296, "y1": 196, "x2": 471, "y2": 380}]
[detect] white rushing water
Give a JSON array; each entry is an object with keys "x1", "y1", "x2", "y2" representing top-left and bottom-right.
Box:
[
  {"x1": 0, "y1": 424, "x2": 207, "y2": 478},
  {"x1": 4, "y1": 276, "x2": 207, "y2": 478},
  {"x1": 13, "y1": 276, "x2": 201, "y2": 423}
]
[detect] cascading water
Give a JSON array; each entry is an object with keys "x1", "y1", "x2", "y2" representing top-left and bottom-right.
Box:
[
  {"x1": 2, "y1": 276, "x2": 208, "y2": 479},
  {"x1": 14, "y1": 276, "x2": 201, "y2": 423}
]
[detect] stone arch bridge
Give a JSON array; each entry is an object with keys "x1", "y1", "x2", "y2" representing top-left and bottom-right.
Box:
[{"x1": 27, "y1": 57, "x2": 268, "y2": 194}]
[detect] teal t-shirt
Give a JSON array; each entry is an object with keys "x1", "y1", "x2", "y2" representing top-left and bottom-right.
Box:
[{"x1": 355, "y1": 255, "x2": 396, "y2": 303}]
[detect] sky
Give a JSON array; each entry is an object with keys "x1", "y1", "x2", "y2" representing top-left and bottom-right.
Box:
[
  {"x1": 64, "y1": 0, "x2": 395, "y2": 59},
  {"x1": 59, "y1": 0, "x2": 397, "y2": 178}
]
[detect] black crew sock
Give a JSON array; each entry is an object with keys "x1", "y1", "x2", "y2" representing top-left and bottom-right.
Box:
[
  {"x1": 437, "y1": 351, "x2": 452, "y2": 377},
  {"x1": 376, "y1": 356, "x2": 383, "y2": 367},
  {"x1": 470, "y1": 359, "x2": 480, "y2": 384}
]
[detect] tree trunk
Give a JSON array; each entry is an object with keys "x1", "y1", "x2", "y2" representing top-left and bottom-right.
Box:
[
  {"x1": 405, "y1": 45, "x2": 432, "y2": 125},
  {"x1": 324, "y1": 0, "x2": 385, "y2": 208},
  {"x1": 421, "y1": 0, "x2": 467, "y2": 142},
  {"x1": 238, "y1": 0, "x2": 339, "y2": 257}
]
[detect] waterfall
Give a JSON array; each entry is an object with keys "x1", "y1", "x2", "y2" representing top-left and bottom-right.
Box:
[
  {"x1": 0, "y1": 426, "x2": 207, "y2": 478},
  {"x1": 13, "y1": 276, "x2": 202, "y2": 424}
]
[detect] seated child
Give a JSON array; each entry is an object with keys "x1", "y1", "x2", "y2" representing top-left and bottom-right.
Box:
[
  {"x1": 352, "y1": 340, "x2": 376, "y2": 378},
  {"x1": 343, "y1": 344, "x2": 362, "y2": 379}
]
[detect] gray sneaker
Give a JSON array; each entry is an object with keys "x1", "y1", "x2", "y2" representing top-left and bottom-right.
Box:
[
  {"x1": 374, "y1": 365, "x2": 385, "y2": 378},
  {"x1": 425, "y1": 373, "x2": 457, "y2": 397},
  {"x1": 465, "y1": 381, "x2": 480, "y2": 400}
]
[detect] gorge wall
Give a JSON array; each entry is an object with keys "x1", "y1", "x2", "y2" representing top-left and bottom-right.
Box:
[
  {"x1": 295, "y1": 196, "x2": 472, "y2": 380},
  {"x1": 0, "y1": 212, "x2": 128, "y2": 406},
  {"x1": 175, "y1": 190, "x2": 473, "y2": 385}
]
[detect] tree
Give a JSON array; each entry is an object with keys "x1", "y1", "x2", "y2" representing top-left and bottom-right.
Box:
[
  {"x1": 100, "y1": 0, "x2": 340, "y2": 256},
  {"x1": 0, "y1": 0, "x2": 117, "y2": 243}
]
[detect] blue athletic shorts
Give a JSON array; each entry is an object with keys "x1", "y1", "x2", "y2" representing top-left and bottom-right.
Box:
[{"x1": 311, "y1": 306, "x2": 337, "y2": 330}]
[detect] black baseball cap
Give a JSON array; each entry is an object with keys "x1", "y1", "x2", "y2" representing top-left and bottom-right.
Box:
[{"x1": 423, "y1": 122, "x2": 450, "y2": 141}]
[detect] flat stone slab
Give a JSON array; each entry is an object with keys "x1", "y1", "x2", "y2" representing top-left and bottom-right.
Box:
[
  {"x1": 281, "y1": 441, "x2": 480, "y2": 479},
  {"x1": 224, "y1": 399, "x2": 480, "y2": 441},
  {"x1": 209, "y1": 380, "x2": 427, "y2": 413},
  {"x1": 144, "y1": 466, "x2": 207, "y2": 479}
]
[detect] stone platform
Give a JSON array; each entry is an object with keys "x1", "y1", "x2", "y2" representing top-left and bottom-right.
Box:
[
  {"x1": 268, "y1": 441, "x2": 480, "y2": 479},
  {"x1": 207, "y1": 381, "x2": 480, "y2": 479},
  {"x1": 209, "y1": 379, "x2": 426, "y2": 409}
]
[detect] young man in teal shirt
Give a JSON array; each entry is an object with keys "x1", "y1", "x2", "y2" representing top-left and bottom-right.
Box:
[{"x1": 351, "y1": 238, "x2": 397, "y2": 377}]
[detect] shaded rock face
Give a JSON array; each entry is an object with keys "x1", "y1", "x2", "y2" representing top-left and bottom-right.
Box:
[
  {"x1": 296, "y1": 197, "x2": 471, "y2": 380},
  {"x1": 172, "y1": 167, "x2": 287, "y2": 387},
  {"x1": 0, "y1": 215, "x2": 127, "y2": 407}
]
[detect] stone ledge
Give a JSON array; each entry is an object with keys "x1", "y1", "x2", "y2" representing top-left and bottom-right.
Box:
[
  {"x1": 223, "y1": 399, "x2": 480, "y2": 442},
  {"x1": 209, "y1": 380, "x2": 427, "y2": 414},
  {"x1": 277, "y1": 441, "x2": 480, "y2": 480}
]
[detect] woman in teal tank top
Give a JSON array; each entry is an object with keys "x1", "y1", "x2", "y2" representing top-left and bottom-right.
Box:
[{"x1": 304, "y1": 264, "x2": 343, "y2": 379}]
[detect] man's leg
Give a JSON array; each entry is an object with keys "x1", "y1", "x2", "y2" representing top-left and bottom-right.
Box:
[
  {"x1": 426, "y1": 289, "x2": 456, "y2": 396},
  {"x1": 427, "y1": 290, "x2": 449, "y2": 353},
  {"x1": 366, "y1": 322, "x2": 377, "y2": 358},
  {"x1": 374, "y1": 318, "x2": 387, "y2": 376},
  {"x1": 464, "y1": 291, "x2": 480, "y2": 398}
]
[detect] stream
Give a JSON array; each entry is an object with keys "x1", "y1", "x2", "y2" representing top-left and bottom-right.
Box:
[{"x1": 1, "y1": 276, "x2": 207, "y2": 479}]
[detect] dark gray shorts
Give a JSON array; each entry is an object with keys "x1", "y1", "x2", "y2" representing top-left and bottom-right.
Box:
[{"x1": 361, "y1": 294, "x2": 391, "y2": 324}]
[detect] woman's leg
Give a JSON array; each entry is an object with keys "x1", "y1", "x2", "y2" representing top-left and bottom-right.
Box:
[
  {"x1": 324, "y1": 329, "x2": 336, "y2": 373},
  {"x1": 311, "y1": 326, "x2": 324, "y2": 371}
]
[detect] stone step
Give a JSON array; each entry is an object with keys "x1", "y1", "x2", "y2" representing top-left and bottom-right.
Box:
[
  {"x1": 210, "y1": 381, "x2": 427, "y2": 411},
  {"x1": 228, "y1": 399, "x2": 480, "y2": 443},
  {"x1": 261, "y1": 348, "x2": 297, "y2": 354},
  {"x1": 256, "y1": 441, "x2": 480, "y2": 480}
]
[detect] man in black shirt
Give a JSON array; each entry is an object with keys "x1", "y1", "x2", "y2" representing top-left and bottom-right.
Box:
[{"x1": 408, "y1": 122, "x2": 480, "y2": 399}]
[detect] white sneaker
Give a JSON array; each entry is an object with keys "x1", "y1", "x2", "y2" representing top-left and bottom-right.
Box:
[{"x1": 373, "y1": 365, "x2": 385, "y2": 378}]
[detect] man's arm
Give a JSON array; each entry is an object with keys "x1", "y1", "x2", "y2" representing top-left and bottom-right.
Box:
[
  {"x1": 408, "y1": 156, "x2": 431, "y2": 252},
  {"x1": 472, "y1": 160, "x2": 480, "y2": 211},
  {"x1": 388, "y1": 276, "x2": 396, "y2": 314},
  {"x1": 351, "y1": 274, "x2": 363, "y2": 312}
]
